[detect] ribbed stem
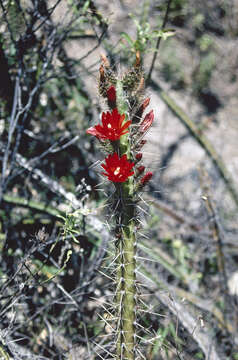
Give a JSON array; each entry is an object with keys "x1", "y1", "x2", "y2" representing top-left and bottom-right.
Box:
[
  {"x1": 115, "y1": 184, "x2": 136, "y2": 360},
  {"x1": 121, "y1": 217, "x2": 136, "y2": 360},
  {"x1": 115, "y1": 234, "x2": 123, "y2": 357}
]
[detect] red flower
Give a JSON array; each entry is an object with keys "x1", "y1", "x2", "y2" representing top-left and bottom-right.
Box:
[
  {"x1": 86, "y1": 108, "x2": 131, "y2": 141},
  {"x1": 101, "y1": 152, "x2": 134, "y2": 182}
]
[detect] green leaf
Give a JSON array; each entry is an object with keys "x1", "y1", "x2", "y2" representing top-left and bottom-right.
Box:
[{"x1": 120, "y1": 32, "x2": 134, "y2": 48}]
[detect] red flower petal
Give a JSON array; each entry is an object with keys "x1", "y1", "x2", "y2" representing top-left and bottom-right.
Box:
[
  {"x1": 120, "y1": 120, "x2": 132, "y2": 133},
  {"x1": 86, "y1": 127, "x2": 97, "y2": 135},
  {"x1": 86, "y1": 126, "x2": 103, "y2": 138}
]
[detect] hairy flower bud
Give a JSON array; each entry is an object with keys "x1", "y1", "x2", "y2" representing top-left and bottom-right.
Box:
[
  {"x1": 132, "y1": 97, "x2": 150, "y2": 123},
  {"x1": 107, "y1": 86, "x2": 116, "y2": 109},
  {"x1": 140, "y1": 110, "x2": 154, "y2": 133},
  {"x1": 99, "y1": 64, "x2": 105, "y2": 82},
  {"x1": 141, "y1": 97, "x2": 150, "y2": 112}
]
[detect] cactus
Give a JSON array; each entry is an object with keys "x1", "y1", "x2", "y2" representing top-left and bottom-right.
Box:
[{"x1": 86, "y1": 52, "x2": 154, "y2": 359}]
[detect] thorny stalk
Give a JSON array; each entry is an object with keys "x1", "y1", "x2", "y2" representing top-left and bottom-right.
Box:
[{"x1": 86, "y1": 52, "x2": 154, "y2": 359}]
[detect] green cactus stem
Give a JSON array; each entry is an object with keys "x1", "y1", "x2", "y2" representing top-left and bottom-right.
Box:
[
  {"x1": 114, "y1": 79, "x2": 137, "y2": 360},
  {"x1": 88, "y1": 54, "x2": 152, "y2": 359}
]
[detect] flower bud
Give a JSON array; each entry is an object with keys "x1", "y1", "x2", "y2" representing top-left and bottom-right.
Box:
[
  {"x1": 132, "y1": 97, "x2": 150, "y2": 123},
  {"x1": 141, "y1": 98, "x2": 150, "y2": 111},
  {"x1": 135, "y1": 153, "x2": 143, "y2": 161},
  {"x1": 140, "y1": 110, "x2": 154, "y2": 133},
  {"x1": 137, "y1": 165, "x2": 145, "y2": 176},
  {"x1": 99, "y1": 64, "x2": 105, "y2": 82},
  {"x1": 107, "y1": 86, "x2": 116, "y2": 109},
  {"x1": 134, "y1": 50, "x2": 141, "y2": 68},
  {"x1": 140, "y1": 172, "x2": 153, "y2": 186}
]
